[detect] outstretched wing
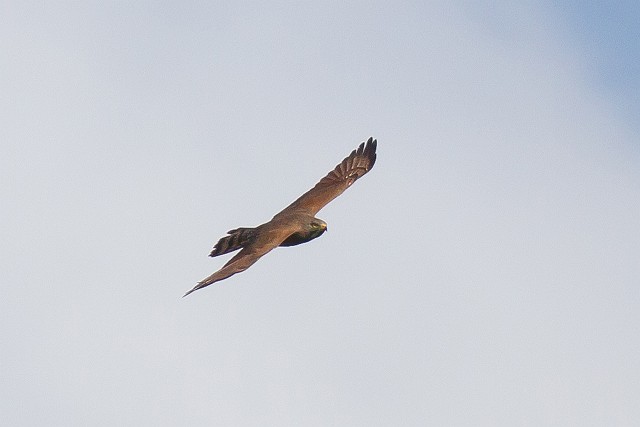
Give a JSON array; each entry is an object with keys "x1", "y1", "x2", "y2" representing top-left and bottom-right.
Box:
[
  {"x1": 182, "y1": 247, "x2": 268, "y2": 297},
  {"x1": 278, "y1": 137, "x2": 377, "y2": 217}
]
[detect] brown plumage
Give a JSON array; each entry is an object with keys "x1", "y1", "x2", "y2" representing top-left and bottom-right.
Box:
[{"x1": 183, "y1": 137, "x2": 377, "y2": 297}]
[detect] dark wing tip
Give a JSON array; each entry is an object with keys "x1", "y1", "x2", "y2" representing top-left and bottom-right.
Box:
[
  {"x1": 364, "y1": 137, "x2": 377, "y2": 169},
  {"x1": 364, "y1": 137, "x2": 377, "y2": 151}
]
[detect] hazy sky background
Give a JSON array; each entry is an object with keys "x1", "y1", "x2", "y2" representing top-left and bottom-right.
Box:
[{"x1": 2, "y1": 2, "x2": 639, "y2": 426}]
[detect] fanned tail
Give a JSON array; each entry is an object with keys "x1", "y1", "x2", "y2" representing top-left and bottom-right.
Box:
[{"x1": 209, "y1": 227, "x2": 256, "y2": 257}]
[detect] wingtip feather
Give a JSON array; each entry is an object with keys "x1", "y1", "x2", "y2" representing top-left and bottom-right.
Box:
[
  {"x1": 363, "y1": 136, "x2": 377, "y2": 168},
  {"x1": 183, "y1": 281, "x2": 205, "y2": 298}
]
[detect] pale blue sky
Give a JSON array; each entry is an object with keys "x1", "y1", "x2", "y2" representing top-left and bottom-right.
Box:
[
  {"x1": 1, "y1": 2, "x2": 639, "y2": 426},
  {"x1": 554, "y1": 1, "x2": 640, "y2": 128}
]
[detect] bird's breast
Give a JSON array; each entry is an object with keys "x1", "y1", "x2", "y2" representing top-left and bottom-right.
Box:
[{"x1": 279, "y1": 229, "x2": 326, "y2": 247}]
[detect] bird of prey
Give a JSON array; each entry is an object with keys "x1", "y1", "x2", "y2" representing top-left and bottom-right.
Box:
[{"x1": 183, "y1": 137, "x2": 377, "y2": 297}]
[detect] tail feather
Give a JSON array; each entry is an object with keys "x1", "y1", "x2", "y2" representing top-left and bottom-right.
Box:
[{"x1": 209, "y1": 227, "x2": 256, "y2": 257}]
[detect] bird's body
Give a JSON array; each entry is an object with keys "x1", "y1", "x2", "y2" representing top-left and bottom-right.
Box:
[{"x1": 184, "y1": 137, "x2": 377, "y2": 297}]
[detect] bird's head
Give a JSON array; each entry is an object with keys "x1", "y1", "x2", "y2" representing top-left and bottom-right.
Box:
[{"x1": 308, "y1": 218, "x2": 328, "y2": 238}]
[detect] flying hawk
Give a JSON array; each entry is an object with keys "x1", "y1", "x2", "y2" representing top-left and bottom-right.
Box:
[{"x1": 184, "y1": 137, "x2": 377, "y2": 297}]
